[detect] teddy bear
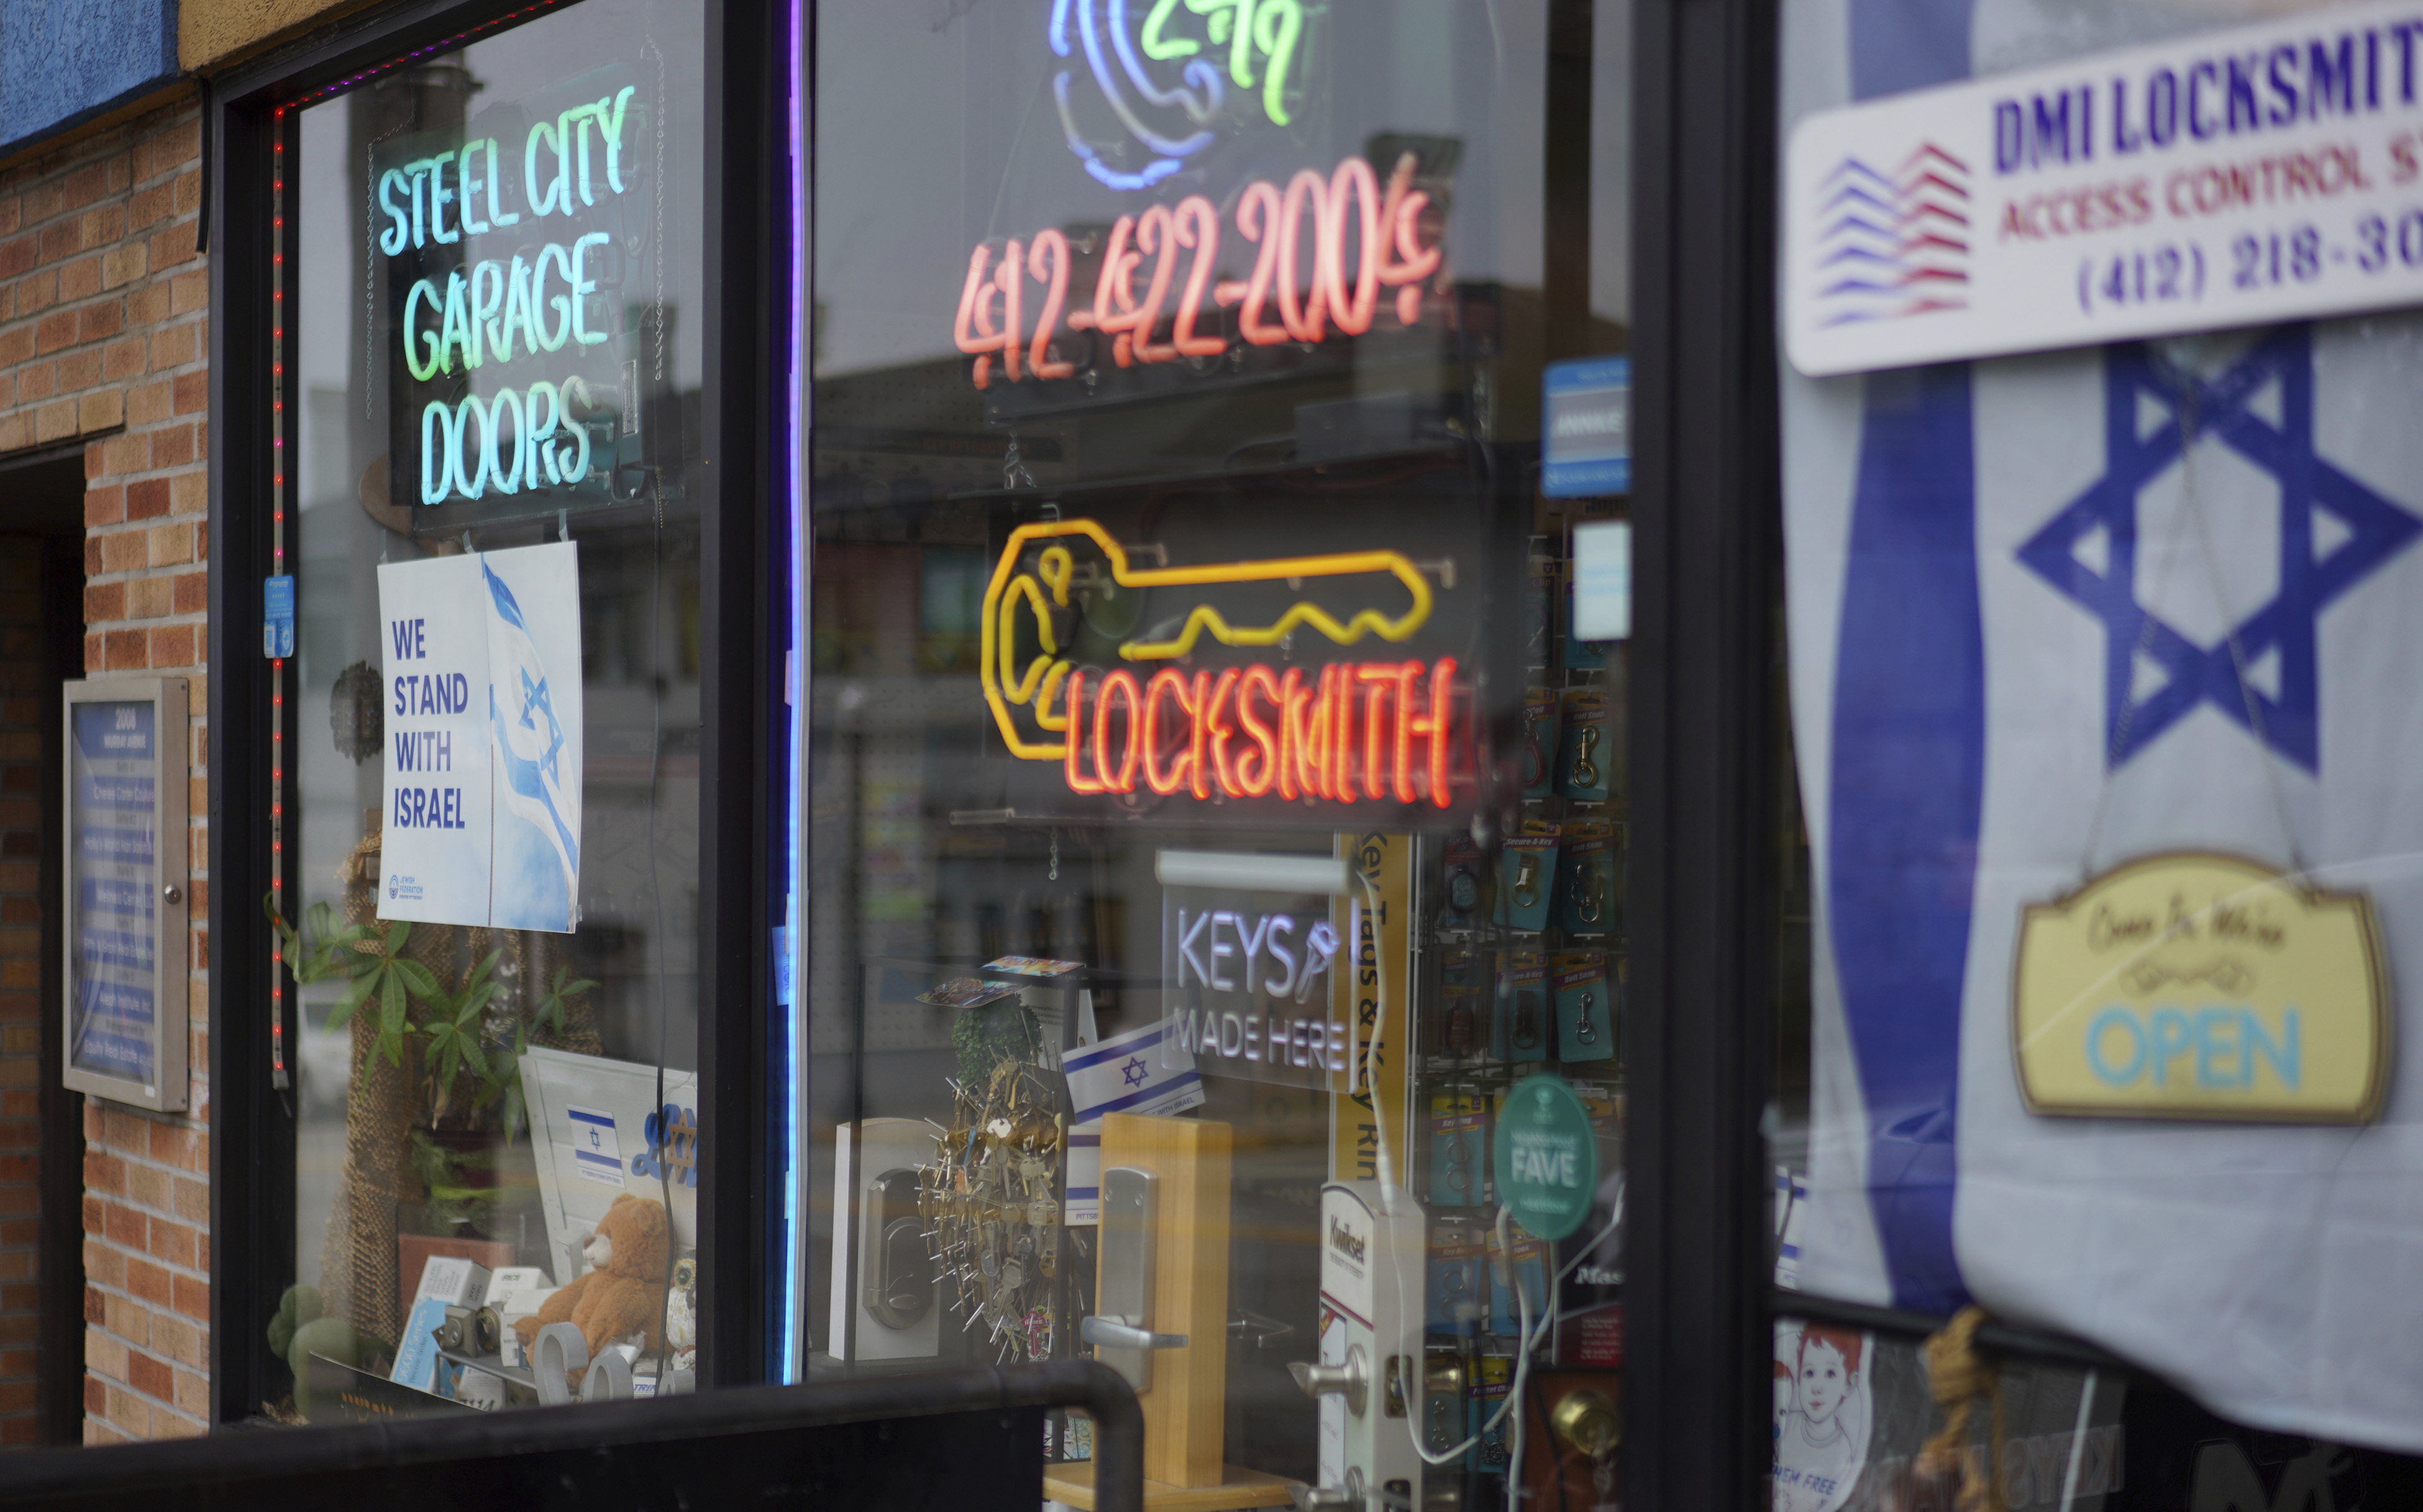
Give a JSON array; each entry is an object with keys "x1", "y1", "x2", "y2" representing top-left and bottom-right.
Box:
[{"x1": 514, "y1": 1192, "x2": 672, "y2": 1362}]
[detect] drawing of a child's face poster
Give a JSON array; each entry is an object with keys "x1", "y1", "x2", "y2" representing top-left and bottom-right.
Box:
[
  {"x1": 1765, "y1": 1319, "x2": 2132, "y2": 1512},
  {"x1": 1774, "y1": 1322, "x2": 1874, "y2": 1512}
]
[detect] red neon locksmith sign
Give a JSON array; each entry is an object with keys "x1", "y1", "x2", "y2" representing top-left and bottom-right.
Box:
[
  {"x1": 980, "y1": 518, "x2": 1468, "y2": 808},
  {"x1": 1059, "y1": 658, "x2": 1458, "y2": 805}
]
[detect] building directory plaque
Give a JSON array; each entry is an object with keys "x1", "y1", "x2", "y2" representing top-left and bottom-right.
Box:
[{"x1": 62, "y1": 678, "x2": 188, "y2": 1112}]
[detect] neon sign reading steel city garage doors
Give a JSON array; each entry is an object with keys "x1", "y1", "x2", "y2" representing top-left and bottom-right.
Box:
[
  {"x1": 980, "y1": 519, "x2": 1466, "y2": 808},
  {"x1": 380, "y1": 84, "x2": 647, "y2": 508}
]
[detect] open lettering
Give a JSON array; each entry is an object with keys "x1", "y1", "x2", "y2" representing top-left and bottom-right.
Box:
[{"x1": 2084, "y1": 1003, "x2": 2302, "y2": 1091}]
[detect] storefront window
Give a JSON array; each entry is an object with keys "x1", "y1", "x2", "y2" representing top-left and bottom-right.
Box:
[
  {"x1": 809, "y1": 0, "x2": 1630, "y2": 1504},
  {"x1": 276, "y1": 0, "x2": 711, "y2": 1415},
  {"x1": 1776, "y1": 0, "x2": 2423, "y2": 1502}
]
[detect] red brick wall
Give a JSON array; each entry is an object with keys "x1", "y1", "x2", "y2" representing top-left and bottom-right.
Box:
[{"x1": 0, "y1": 91, "x2": 216, "y2": 1446}]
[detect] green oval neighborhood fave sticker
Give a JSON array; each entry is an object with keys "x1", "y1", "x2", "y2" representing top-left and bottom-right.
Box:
[{"x1": 1492, "y1": 1074, "x2": 1600, "y2": 1241}]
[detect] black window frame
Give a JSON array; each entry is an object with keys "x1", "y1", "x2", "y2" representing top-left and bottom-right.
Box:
[
  {"x1": 1624, "y1": 0, "x2": 1784, "y2": 1504},
  {"x1": 203, "y1": 0, "x2": 790, "y2": 1424}
]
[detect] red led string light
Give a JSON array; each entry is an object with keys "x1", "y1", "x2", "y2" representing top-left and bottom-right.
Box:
[
  {"x1": 268, "y1": 114, "x2": 288, "y2": 1088},
  {"x1": 260, "y1": 0, "x2": 573, "y2": 1092}
]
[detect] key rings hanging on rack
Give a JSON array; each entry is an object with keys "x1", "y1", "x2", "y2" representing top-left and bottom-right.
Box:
[{"x1": 1569, "y1": 724, "x2": 1601, "y2": 791}]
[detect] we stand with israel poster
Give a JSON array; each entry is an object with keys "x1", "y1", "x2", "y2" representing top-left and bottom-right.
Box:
[{"x1": 377, "y1": 541, "x2": 583, "y2": 931}]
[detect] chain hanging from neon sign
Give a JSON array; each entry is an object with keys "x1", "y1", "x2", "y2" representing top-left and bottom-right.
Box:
[
  {"x1": 954, "y1": 150, "x2": 1444, "y2": 388},
  {"x1": 980, "y1": 519, "x2": 1467, "y2": 808}
]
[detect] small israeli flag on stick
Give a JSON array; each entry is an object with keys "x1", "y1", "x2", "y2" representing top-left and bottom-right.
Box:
[{"x1": 1064, "y1": 1017, "x2": 1205, "y2": 1126}]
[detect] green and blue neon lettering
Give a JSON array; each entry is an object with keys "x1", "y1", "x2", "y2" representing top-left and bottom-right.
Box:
[
  {"x1": 570, "y1": 233, "x2": 612, "y2": 345},
  {"x1": 438, "y1": 271, "x2": 475, "y2": 372},
  {"x1": 402, "y1": 279, "x2": 444, "y2": 382},
  {"x1": 378, "y1": 169, "x2": 411, "y2": 255}
]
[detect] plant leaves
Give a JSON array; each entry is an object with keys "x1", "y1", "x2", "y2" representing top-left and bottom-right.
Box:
[
  {"x1": 378, "y1": 970, "x2": 408, "y2": 1062},
  {"x1": 328, "y1": 970, "x2": 374, "y2": 1029},
  {"x1": 496, "y1": 1071, "x2": 527, "y2": 1148},
  {"x1": 392, "y1": 959, "x2": 442, "y2": 1000}
]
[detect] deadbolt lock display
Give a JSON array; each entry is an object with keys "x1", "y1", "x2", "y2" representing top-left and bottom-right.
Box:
[{"x1": 862, "y1": 1167, "x2": 933, "y2": 1330}]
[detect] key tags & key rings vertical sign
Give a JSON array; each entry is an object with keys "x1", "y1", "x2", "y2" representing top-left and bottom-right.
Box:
[
  {"x1": 62, "y1": 678, "x2": 188, "y2": 1112},
  {"x1": 378, "y1": 540, "x2": 583, "y2": 931}
]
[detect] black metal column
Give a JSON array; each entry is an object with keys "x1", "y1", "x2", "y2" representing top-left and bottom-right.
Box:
[
  {"x1": 206, "y1": 84, "x2": 293, "y2": 1429},
  {"x1": 698, "y1": 0, "x2": 783, "y2": 1388},
  {"x1": 1624, "y1": 0, "x2": 1781, "y2": 1504}
]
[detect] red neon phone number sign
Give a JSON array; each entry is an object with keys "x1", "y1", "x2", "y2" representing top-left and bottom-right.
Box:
[
  {"x1": 953, "y1": 152, "x2": 1444, "y2": 388},
  {"x1": 1059, "y1": 656, "x2": 1461, "y2": 808}
]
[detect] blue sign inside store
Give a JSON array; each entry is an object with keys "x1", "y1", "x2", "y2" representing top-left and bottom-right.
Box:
[{"x1": 1543, "y1": 357, "x2": 1630, "y2": 498}]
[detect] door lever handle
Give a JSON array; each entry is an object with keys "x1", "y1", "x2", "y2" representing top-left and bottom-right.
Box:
[{"x1": 1082, "y1": 1315, "x2": 1187, "y2": 1351}]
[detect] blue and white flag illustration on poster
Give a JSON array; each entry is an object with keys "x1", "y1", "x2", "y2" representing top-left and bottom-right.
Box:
[
  {"x1": 1784, "y1": 0, "x2": 2423, "y2": 1457},
  {"x1": 378, "y1": 542, "x2": 582, "y2": 932},
  {"x1": 484, "y1": 543, "x2": 583, "y2": 932}
]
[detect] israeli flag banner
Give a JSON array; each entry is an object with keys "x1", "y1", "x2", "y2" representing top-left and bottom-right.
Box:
[
  {"x1": 1787, "y1": 0, "x2": 2423, "y2": 1454},
  {"x1": 483, "y1": 543, "x2": 583, "y2": 932}
]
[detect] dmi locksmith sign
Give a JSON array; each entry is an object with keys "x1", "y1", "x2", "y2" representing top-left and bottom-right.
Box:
[{"x1": 1787, "y1": 0, "x2": 2423, "y2": 375}]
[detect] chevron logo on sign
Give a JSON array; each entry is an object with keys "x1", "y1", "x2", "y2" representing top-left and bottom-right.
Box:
[{"x1": 1811, "y1": 144, "x2": 1971, "y2": 326}]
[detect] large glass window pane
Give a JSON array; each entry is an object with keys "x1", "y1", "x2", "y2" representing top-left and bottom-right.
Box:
[
  {"x1": 1775, "y1": 0, "x2": 2423, "y2": 1502},
  {"x1": 810, "y1": 0, "x2": 1630, "y2": 1505},
  {"x1": 280, "y1": 0, "x2": 710, "y2": 1417}
]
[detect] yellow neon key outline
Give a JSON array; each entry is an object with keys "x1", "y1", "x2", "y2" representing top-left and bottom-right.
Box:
[{"x1": 979, "y1": 517, "x2": 1434, "y2": 761}]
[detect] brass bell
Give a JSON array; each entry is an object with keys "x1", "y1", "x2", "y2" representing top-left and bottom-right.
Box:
[{"x1": 1551, "y1": 1385, "x2": 1620, "y2": 1458}]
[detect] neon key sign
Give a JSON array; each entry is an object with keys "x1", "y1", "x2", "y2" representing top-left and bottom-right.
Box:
[{"x1": 981, "y1": 518, "x2": 1467, "y2": 808}]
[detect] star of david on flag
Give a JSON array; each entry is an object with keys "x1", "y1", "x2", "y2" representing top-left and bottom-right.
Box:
[
  {"x1": 2015, "y1": 326, "x2": 2423, "y2": 773},
  {"x1": 1063, "y1": 1019, "x2": 1203, "y2": 1125}
]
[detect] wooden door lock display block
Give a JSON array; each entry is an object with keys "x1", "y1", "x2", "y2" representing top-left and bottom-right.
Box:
[
  {"x1": 1100, "y1": 1111, "x2": 1230, "y2": 1486},
  {"x1": 1045, "y1": 1111, "x2": 1295, "y2": 1510}
]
